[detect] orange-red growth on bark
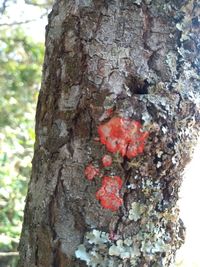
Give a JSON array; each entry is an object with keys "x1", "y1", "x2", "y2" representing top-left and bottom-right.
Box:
[
  {"x1": 98, "y1": 117, "x2": 148, "y2": 159},
  {"x1": 96, "y1": 176, "x2": 123, "y2": 211},
  {"x1": 84, "y1": 164, "x2": 99, "y2": 180},
  {"x1": 102, "y1": 154, "x2": 113, "y2": 167}
]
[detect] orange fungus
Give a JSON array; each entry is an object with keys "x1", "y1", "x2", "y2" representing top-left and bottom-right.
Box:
[
  {"x1": 98, "y1": 117, "x2": 148, "y2": 158},
  {"x1": 96, "y1": 176, "x2": 123, "y2": 211},
  {"x1": 102, "y1": 155, "x2": 112, "y2": 167},
  {"x1": 84, "y1": 164, "x2": 99, "y2": 180}
]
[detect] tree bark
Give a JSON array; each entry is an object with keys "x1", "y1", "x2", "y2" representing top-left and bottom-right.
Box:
[{"x1": 18, "y1": 0, "x2": 200, "y2": 266}]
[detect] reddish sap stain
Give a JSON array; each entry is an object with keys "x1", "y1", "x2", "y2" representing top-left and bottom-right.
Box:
[
  {"x1": 102, "y1": 155, "x2": 112, "y2": 167},
  {"x1": 96, "y1": 176, "x2": 123, "y2": 211},
  {"x1": 108, "y1": 230, "x2": 118, "y2": 241},
  {"x1": 84, "y1": 164, "x2": 99, "y2": 180},
  {"x1": 98, "y1": 117, "x2": 148, "y2": 159}
]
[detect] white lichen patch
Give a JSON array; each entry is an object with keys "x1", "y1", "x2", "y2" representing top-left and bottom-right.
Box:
[
  {"x1": 172, "y1": 155, "x2": 177, "y2": 165},
  {"x1": 75, "y1": 244, "x2": 91, "y2": 265},
  {"x1": 128, "y1": 202, "x2": 146, "y2": 221},
  {"x1": 109, "y1": 238, "x2": 141, "y2": 260},
  {"x1": 127, "y1": 183, "x2": 137, "y2": 190},
  {"x1": 75, "y1": 229, "x2": 141, "y2": 266},
  {"x1": 75, "y1": 201, "x2": 181, "y2": 266},
  {"x1": 75, "y1": 229, "x2": 114, "y2": 267},
  {"x1": 131, "y1": 0, "x2": 142, "y2": 5},
  {"x1": 141, "y1": 229, "x2": 169, "y2": 255},
  {"x1": 161, "y1": 125, "x2": 168, "y2": 134},
  {"x1": 166, "y1": 52, "x2": 177, "y2": 77},
  {"x1": 86, "y1": 229, "x2": 110, "y2": 245},
  {"x1": 142, "y1": 112, "x2": 152, "y2": 127},
  {"x1": 156, "y1": 161, "x2": 162, "y2": 168}
]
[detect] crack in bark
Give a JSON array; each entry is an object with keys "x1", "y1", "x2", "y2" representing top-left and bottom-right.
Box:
[
  {"x1": 34, "y1": 236, "x2": 39, "y2": 266},
  {"x1": 142, "y1": 4, "x2": 153, "y2": 52},
  {"x1": 49, "y1": 164, "x2": 64, "y2": 241}
]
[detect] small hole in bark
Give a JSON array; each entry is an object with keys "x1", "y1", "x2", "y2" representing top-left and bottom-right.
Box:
[
  {"x1": 192, "y1": 17, "x2": 199, "y2": 28},
  {"x1": 125, "y1": 75, "x2": 149, "y2": 95},
  {"x1": 153, "y1": 155, "x2": 162, "y2": 165},
  {"x1": 192, "y1": 60, "x2": 200, "y2": 75},
  {"x1": 162, "y1": 252, "x2": 166, "y2": 257},
  {"x1": 167, "y1": 142, "x2": 174, "y2": 149}
]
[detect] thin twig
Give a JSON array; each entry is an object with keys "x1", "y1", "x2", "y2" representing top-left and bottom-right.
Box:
[
  {"x1": 0, "y1": 12, "x2": 47, "y2": 26},
  {"x1": 0, "y1": 18, "x2": 39, "y2": 26},
  {"x1": 24, "y1": 0, "x2": 51, "y2": 9},
  {"x1": 0, "y1": 252, "x2": 19, "y2": 257}
]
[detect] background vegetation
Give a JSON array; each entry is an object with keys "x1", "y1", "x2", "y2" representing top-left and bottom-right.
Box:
[
  {"x1": 0, "y1": 1, "x2": 52, "y2": 265},
  {"x1": 0, "y1": 27, "x2": 44, "y2": 252}
]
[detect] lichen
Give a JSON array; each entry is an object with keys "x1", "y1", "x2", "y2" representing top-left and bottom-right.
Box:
[
  {"x1": 75, "y1": 229, "x2": 114, "y2": 267},
  {"x1": 75, "y1": 244, "x2": 91, "y2": 265},
  {"x1": 75, "y1": 206, "x2": 181, "y2": 266},
  {"x1": 75, "y1": 229, "x2": 140, "y2": 266},
  {"x1": 131, "y1": 0, "x2": 142, "y2": 5},
  {"x1": 108, "y1": 239, "x2": 140, "y2": 260},
  {"x1": 75, "y1": 177, "x2": 184, "y2": 266},
  {"x1": 128, "y1": 202, "x2": 146, "y2": 221}
]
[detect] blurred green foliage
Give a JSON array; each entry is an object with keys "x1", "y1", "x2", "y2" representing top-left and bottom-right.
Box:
[{"x1": 0, "y1": 27, "x2": 44, "y2": 252}]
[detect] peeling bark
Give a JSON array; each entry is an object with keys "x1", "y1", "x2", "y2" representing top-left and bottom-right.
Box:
[{"x1": 18, "y1": 0, "x2": 200, "y2": 266}]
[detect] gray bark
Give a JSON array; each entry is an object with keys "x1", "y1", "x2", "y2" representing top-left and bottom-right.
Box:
[{"x1": 18, "y1": 0, "x2": 200, "y2": 266}]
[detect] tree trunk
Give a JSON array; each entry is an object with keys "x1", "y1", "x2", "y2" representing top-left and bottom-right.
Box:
[{"x1": 18, "y1": 0, "x2": 200, "y2": 266}]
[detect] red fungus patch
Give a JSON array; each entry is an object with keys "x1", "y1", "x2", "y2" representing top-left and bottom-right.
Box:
[
  {"x1": 102, "y1": 155, "x2": 113, "y2": 167},
  {"x1": 96, "y1": 176, "x2": 123, "y2": 211},
  {"x1": 98, "y1": 117, "x2": 148, "y2": 158},
  {"x1": 84, "y1": 164, "x2": 99, "y2": 180}
]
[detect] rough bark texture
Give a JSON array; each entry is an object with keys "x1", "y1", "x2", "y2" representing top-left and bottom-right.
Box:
[{"x1": 18, "y1": 0, "x2": 200, "y2": 266}]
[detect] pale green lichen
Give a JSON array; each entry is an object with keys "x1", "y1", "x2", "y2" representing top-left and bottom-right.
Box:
[
  {"x1": 75, "y1": 229, "x2": 140, "y2": 266},
  {"x1": 140, "y1": 228, "x2": 170, "y2": 255},
  {"x1": 166, "y1": 51, "x2": 177, "y2": 77},
  {"x1": 141, "y1": 112, "x2": 152, "y2": 126},
  {"x1": 75, "y1": 244, "x2": 91, "y2": 265},
  {"x1": 75, "y1": 202, "x2": 183, "y2": 266},
  {"x1": 128, "y1": 202, "x2": 146, "y2": 221},
  {"x1": 108, "y1": 239, "x2": 141, "y2": 260},
  {"x1": 86, "y1": 229, "x2": 109, "y2": 245},
  {"x1": 75, "y1": 230, "x2": 115, "y2": 267}
]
